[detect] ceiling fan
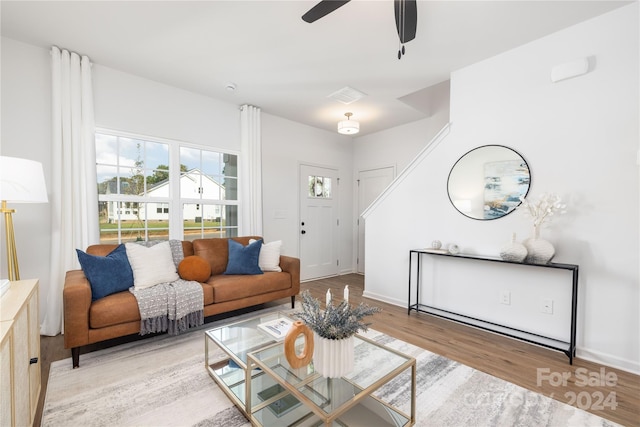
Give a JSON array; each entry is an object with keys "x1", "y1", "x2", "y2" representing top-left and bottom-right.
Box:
[{"x1": 302, "y1": 0, "x2": 417, "y2": 59}]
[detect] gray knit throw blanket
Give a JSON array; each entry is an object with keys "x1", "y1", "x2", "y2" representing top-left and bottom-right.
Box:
[{"x1": 129, "y1": 240, "x2": 204, "y2": 335}]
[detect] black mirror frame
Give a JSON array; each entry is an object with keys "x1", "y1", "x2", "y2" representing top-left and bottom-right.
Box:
[{"x1": 447, "y1": 144, "x2": 531, "y2": 221}]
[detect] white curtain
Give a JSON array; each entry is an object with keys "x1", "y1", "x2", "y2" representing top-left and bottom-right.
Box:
[
  {"x1": 42, "y1": 46, "x2": 98, "y2": 336},
  {"x1": 239, "y1": 105, "x2": 263, "y2": 236}
]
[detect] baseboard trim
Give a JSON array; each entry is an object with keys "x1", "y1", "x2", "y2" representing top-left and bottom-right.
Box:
[
  {"x1": 577, "y1": 348, "x2": 640, "y2": 375},
  {"x1": 362, "y1": 290, "x2": 406, "y2": 308}
]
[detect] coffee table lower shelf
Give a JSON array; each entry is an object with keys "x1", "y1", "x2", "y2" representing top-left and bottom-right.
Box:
[
  {"x1": 204, "y1": 312, "x2": 415, "y2": 427},
  {"x1": 251, "y1": 388, "x2": 410, "y2": 427},
  {"x1": 245, "y1": 352, "x2": 413, "y2": 427}
]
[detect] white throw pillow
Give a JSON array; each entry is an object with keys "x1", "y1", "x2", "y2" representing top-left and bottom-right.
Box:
[
  {"x1": 125, "y1": 241, "x2": 180, "y2": 289},
  {"x1": 250, "y1": 239, "x2": 282, "y2": 272}
]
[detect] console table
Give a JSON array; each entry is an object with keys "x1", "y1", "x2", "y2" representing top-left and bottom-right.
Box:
[{"x1": 407, "y1": 249, "x2": 578, "y2": 364}]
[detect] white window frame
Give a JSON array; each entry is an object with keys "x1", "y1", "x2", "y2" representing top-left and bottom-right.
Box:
[
  {"x1": 178, "y1": 142, "x2": 240, "y2": 240},
  {"x1": 96, "y1": 128, "x2": 240, "y2": 242}
]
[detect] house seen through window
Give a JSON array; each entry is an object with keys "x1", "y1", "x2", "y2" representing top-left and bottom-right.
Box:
[{"x1": 96, "y1": 131, "x2": 239, "y2": 243}]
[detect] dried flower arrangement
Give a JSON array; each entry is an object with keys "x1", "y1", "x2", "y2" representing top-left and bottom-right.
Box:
[
  {"x1": 519, "y1": 193, "x2": 567, "y2": 227},
  {"x1": 294, "y1": 289, "x2": 381, "y2": 340}
]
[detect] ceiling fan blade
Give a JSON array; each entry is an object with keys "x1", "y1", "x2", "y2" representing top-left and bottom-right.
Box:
[
  {"x1": 302, "y1": 0, "x2": 351, "y2": 23},
  {"x1": 394, "y1": 0, "x2": 417, "y2": 43}
]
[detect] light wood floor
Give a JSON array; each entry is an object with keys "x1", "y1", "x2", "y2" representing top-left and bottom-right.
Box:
[{"x1": 36, "y1": 274, "x2": 639, "y2": 426}]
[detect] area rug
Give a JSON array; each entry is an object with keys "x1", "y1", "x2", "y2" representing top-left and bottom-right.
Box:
[{"x1": 42, "y1": 304, "x2": 618, "y2": 427}]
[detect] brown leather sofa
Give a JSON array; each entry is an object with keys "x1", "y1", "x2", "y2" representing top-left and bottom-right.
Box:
[{"x1": 64, "y1": 236, "x2": 300, "y2": 367}]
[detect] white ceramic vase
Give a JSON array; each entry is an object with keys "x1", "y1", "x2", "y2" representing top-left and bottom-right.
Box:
[
  {"x1": 313, "y1": 332, "x2": 354, "y2": 378},
  {"x1": 500, "y1": 232, "x2": 527, "y2": 262},
  {"x1": 523, "y1": 225, "x2": 555, "y2": 264}
]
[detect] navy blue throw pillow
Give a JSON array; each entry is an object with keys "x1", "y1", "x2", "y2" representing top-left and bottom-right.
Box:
[
  {"x1": 76, "y1": 244, "x2": 134, "y2": 301},
  {"x1": 224, "y1": 239, "x2": 263, "y2": 275}
]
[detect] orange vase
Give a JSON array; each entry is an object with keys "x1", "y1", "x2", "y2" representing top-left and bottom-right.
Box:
[{"x1": 284, "y1": 320, "x2": 314, "y2": 368}]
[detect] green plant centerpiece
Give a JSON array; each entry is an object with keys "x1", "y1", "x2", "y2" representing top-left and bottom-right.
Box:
[{"x1": 294, "y1": 288, "x2": 381, "y2": 378}]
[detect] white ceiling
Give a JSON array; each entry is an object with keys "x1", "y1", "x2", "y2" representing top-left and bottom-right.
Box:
[{"x1": 1, "y1": 1, "x2": 630, "y2": 136}]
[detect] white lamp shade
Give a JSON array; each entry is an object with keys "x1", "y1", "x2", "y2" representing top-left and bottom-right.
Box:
[
  {"x1": 337, "y1": 119, "x2": 360, "y2": 135},
  {"x1": 0, "y1": 156, "x2": 48, "y2": 203}
]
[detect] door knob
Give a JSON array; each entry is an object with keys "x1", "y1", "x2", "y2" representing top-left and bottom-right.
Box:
[{"x1": 301, "y1": 230, "x2": 306, "y2": 234}]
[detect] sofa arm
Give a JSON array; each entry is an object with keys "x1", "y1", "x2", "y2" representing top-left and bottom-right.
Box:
[
  {"x1": 279, "y1": 255, "x2": 300, "y2": 294},
  {"x1": 63, "y1": 269, "x2": 92, "y2": 350}
]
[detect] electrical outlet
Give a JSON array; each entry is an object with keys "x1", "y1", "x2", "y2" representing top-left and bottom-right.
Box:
[
  {"x1": 541, "y1": 298, "x2": 554, "y2": 314},
  {"x1": 500, "y1": 290, "x2": 511, "y2": 305}
]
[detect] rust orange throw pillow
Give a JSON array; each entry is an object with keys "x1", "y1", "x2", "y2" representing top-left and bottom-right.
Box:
[{"x1": 178, "y1": 256, "x2": 211, "y2": 282}]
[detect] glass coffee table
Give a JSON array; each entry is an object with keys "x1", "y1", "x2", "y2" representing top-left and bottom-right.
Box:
[{"x1": 205, "y1": 311, "x2": 416, "y2": 426}]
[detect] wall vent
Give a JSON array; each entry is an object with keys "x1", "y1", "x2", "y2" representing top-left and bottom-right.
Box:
[{"x1": 327, "y1": 86, "x2": 367, "y2": 105}]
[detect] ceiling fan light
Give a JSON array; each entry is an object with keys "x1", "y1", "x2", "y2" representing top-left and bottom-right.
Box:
[{"x1": 337, "y1": 112, "x2": 360, "y2": 135}]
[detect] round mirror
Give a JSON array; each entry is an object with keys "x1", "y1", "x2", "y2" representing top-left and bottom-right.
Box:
[{"x1": 447, "y1": 145, "x2": 530, "y2": 220}]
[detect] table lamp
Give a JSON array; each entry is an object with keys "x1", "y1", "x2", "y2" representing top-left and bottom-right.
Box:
[{"x1": 0, "y1": 156, "x2": 48, "y2": 281}]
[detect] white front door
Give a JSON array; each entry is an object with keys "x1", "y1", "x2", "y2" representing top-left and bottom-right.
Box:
[
  {"x1": 357, "y1": 167, "x2": 395, "y2": 274},
  {"x1": 300, "y1": 164, "x2": 339, "y2": 281}
]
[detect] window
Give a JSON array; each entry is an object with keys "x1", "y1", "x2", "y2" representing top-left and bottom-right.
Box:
[
  {"x1": 180, "y1": 146, "x2": 238, "y2": 241},
  {"x1": 96, "y1": 131, "x2": 238, "y2": 243},
  {"x1": 308, "y1": 175, "x2": 332, "y2": 198}
]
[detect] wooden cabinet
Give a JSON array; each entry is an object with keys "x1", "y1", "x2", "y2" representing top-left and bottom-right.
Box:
[
  {"x1": 0, "y1": 279, "x2": 40, "y2": 426},
  {"x1": 1, "y1": 321, "x2": 14, "y2": 426}
]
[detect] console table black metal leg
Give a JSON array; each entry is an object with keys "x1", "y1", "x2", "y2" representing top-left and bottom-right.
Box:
[
  {"x1": 407, "y1": 251, "x2": 413, "y2": 314},
  {"x1": 416, "y1": 253, "x2": 420, "y2": 313},
  {"x1": 569, "y1": 266, "x2": 579, "y2": 364}
]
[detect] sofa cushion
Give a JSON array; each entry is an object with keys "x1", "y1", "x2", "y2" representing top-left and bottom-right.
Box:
[
  {"x1": 192, "y1": 236, "x2": 262, "y2": 275},
  {"x1": 209, "y1": 272, "x2": 291, "y2": 303},
  {"x1": 89, "y1": 282, "x2": 214, "y2": 329},
  {"x1": 125, "y1": 241, "x2": 179, "y2": 289},
  {"x1": 250, "y1": 239, "x2": 282, "y2": 272},
  {"x1": 224, "y1": 239, "x2": 263, "y2": 275},
  {"x1": 90, "y1": 290, "x2": 140, "y2": 328},
  {"x1": 76, "y1": 244, "x2": 134, "y2": 301},
  {"x1": 178, "y1": 256, "x2": 211, "y2": 282},
  {"x1": 201, "y1": 282, "x2": 214, "y2": 306},
  {"x1": 193, "y1": 238, "x2": 229, "y2": 275}
]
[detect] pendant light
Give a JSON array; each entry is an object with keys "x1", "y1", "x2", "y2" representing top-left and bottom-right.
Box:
[{"x1": 337, "y1": 112, "x2": 360, "y2": 135}]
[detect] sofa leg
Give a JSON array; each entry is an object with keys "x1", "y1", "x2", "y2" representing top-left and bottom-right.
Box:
[
  {"x1": 291, "y1": 295, "x2": 295, "y2": 308},
  {"x1": 72, "y1": 347, "x2": 80, "y2": 368}
]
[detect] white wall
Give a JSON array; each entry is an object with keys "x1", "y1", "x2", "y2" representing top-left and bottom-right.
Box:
[
  {"x1": 352, "y1": 110, "x2": 450, "y2": 176},
  {"x1": 93, "y1": 66, "x2": 240, "y2": 151},
  {"x1": 261, "y1": 113, "x2": 354, "y2": 269},
  {"x1": 352, "y1": 80, "x2": 450, "y2": 178},
  {"x1": 1, "y1": 39, "x2": 52, "y2": 294},
  {"x1": 363, "y1": 4, "x2": 639, "y2": 372},
  {"x1": 0, "y1": 37, "x2": 243, "y2": 326}
]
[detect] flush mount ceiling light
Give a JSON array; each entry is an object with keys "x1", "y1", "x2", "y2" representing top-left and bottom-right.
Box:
[{"x1": 337, "y1": 112, "x2": 360, "y2": 135}]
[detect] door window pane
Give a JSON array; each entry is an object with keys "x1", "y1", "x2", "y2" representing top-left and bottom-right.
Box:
[{"x1": 308, "y1": 175, "x2": 332, "y2": 198}]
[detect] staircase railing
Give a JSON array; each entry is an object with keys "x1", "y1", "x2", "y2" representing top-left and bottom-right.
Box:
[{"x1": 361, "y1": 122, "x2": 452, "y2": 219}]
